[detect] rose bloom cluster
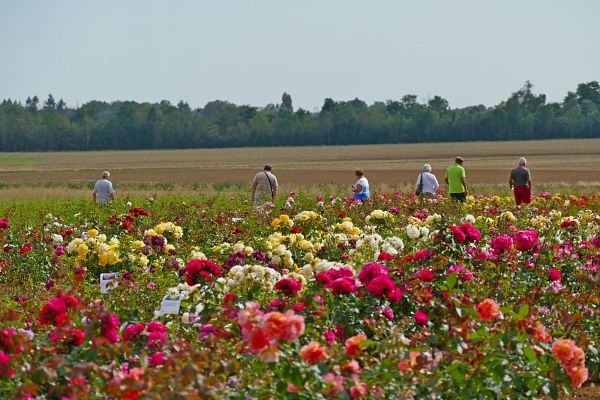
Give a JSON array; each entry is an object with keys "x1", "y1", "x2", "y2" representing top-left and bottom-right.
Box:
[
  {"x1": 237, "y1": 301, "x2": 305, "y2": 362},
  {"x1": 448, "y1": 223, "x2": 481, "y2": 243},
  {"x1": 317, "y1": 267, "x2": 358, "y2": 295},
  {"x1": 357, "y1": 262, "x2": 402, "y2": 302},
  {"x1": 123, "y1": 321, "x2": 169, "y2": 361},
  {"x1": 552, "y1": 339, "x2": 589, "y2": 388},
  {"x1": 185, "y1": 259, "x2": 222, "y2": 285}
]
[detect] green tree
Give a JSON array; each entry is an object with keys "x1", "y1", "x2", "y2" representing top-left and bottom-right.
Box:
[
  {"x1": 177, "y1": 100, "x2": 191, "y2": 112},
  {"x1": 43, "y1": 94, "x2": 56, "y2": 111},
  {"x1": 281, "y1": 92, "x2": 293, "y2": 113},
  {"x1": 57, "y1": 98, "x2": 66, "y2": 114},
  {"x1": 25, "y1": 96, "x2": 39, "y2": 113},
  {"x1": 428, "y1": 96, "x2": 449, "y2": 113},
  {"x1": 576, "y1": 81, "x2": 600, "y2": 105}
]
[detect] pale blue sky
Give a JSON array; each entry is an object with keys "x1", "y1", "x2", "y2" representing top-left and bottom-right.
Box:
[{"x1": 1, "y1": 0, "x2": 599, "y2": 111}]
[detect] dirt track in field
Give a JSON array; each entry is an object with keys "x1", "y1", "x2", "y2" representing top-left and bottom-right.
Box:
[
  {"x1": 1, "y1": 139, "x2": 599, "y2": 187},
  {"x1": 2, "y1": 168, "x2": 600, "y2": 186}
]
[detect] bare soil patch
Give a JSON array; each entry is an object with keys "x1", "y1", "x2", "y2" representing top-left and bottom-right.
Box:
[{"x1": 0, "y1": 139, "x2": 599, "y2": 198}]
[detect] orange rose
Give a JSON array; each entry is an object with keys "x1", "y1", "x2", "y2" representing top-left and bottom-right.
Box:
[
  {"x1": 567, "y1": 365, "x2": 589, "y2": 389},
  {"x1": 279, "y1": 311, "x2": 305, "y2": 342},
  {"x1": 476, "y1": 298, "x2": 500, "y2": 320},
  {"x1": 345, "y1": 334, "x2": 368, "y2": 357},
  {"x1": 264, "y1": 312, "x2": 286, "y2": 339},
  {"x1": 300, "y1": 341, "x2": 328, "y2": 363}
]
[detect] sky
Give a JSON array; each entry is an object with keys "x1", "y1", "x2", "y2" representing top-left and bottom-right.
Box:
[{"x1": 1, "y1": 0, "x2": 599, "y2": 111}]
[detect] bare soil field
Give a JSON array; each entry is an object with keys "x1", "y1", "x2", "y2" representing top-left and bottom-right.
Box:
[{"x1": 0, "y1": 139, "x2": 599, "y2": 199}]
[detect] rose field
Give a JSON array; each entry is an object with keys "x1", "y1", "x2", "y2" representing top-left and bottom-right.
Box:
[{"x1": 0, "y1": 191, "x2": 598, "y2": 399}]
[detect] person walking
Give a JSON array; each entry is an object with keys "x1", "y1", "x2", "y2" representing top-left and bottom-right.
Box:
[
  {"x1": 416, "y1": 163, "x2": 439, "y2": 196},
  {"x1": 252, "y1": 164, "x2": 278, "y2": 206},
  {"x1": 509, "y1": 157, "x2": 532, "y2": 205},
  {"x1": 445, "y1": 157, "x2": 468, "y2": 202},
  {"x1": 93, "y1": 170, "x2": 115, "y2": 205},
  {"x1": 352, "y1": 169, "x2": 370, "y2": 202}
]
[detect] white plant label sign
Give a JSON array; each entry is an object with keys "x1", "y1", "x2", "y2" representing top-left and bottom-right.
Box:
[
  {"x1": 100, "y1": 272, "x2": 118, "y2": 294},
  {"x1": 160, "y1": 294, "x2": 182, "y2": 314}
]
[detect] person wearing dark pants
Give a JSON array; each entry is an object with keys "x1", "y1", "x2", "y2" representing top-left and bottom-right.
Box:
[{"x1": 445, "y1": 157, "x2": 468, "y2": 202}]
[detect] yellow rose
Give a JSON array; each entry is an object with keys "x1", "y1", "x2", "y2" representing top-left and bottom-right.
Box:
[{"x1": 87, "y1": 229, "x2": 99, "y2": 238}]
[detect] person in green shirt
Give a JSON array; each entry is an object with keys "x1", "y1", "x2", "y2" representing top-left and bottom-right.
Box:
[{"x1": 445, "y1": 156, "x2": 468, "y2": 202}]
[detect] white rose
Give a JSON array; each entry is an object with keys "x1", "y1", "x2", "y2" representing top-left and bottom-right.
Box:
[{"x1": 406, "y1": 224, "x2": 420, "y2": 239}]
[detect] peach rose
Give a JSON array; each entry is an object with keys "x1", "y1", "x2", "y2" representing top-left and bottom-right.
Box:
[
  {"x1": 300, "y1": 341, "x2": 328, "y2": 364},
  {"x1": 345, "y1": 334, "x2": 368, "y2": 357},
  {"x1": 476, "y1": 298, "x2": 500, "y2": 320},
  {"x1": 567, "y1": 365, "x2": 589, "y2": 389}
]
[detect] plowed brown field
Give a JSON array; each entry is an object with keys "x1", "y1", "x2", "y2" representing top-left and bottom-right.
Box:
[{"x1": 1, "y1": 139, "x2": 599, "y2": 199}]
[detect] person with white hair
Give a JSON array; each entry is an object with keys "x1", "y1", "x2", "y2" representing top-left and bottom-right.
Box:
[
  {"x1": 416, "y1": 164, "x2": 439, "y2": 196},
  {"x1": 509, "y1": 157, "x2": 531, "y2": 205},
  {"x1": 93, "y1": 170, "x2": 115, "y2": 205}
]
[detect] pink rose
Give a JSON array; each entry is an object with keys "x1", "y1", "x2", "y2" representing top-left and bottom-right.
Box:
[
  {"x1": 548, "y1": 268, "x2": 562, "y2": 282},
  {"x1": 414, "y1": 311, "x2": 428, "y2": 326}
]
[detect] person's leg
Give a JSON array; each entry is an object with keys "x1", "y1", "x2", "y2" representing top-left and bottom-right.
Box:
[
  {"x1": 523, "y1": 187, "x2": 531, "y2": 204},
  {"x1": 514, "y1": 187, "x2": 522, "y2": 205},
  {"x1": 514, "y1": 186, "x2": 529, "y2": 205},
  {"x1": 354, "y1": 193, "x2": 367, "y2": 202},
  {"x1": 254, "y1": 193, "x2": 266, "y2": 206}
]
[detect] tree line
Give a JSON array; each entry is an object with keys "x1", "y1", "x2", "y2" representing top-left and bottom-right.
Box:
[{"x1": 0, "y1": 81, "x2": 599, "y2": 152}]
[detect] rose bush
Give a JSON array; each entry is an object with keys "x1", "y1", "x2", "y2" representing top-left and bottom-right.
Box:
[{"x1": 0, "y1": 191, "x2": 597, "y2": 398}]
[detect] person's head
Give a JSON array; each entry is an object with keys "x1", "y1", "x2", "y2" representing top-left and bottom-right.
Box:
[
  {"x1": 101, "y1": 171, "x2": 111, "y2": 179},
  {"x1": 455, "y1": 157, "x2": 464, "y2": 165},
  {"x1": 355, "y1": 169, "x2": 364, "y2": 177},
  {"x1": 264, "y1": 164, "x2": 272, "y2": 171},
  {"x1": 422, "y1": 164, "x2": 432, "y2": 173},
  {"x1": 518, "y1": 157, "x2": 527, "y2": 167}
]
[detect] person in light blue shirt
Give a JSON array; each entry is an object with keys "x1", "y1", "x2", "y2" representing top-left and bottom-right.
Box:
[
  {"x1": 352, "y1": 169, "x2": 370, "y2": 202},
  {"x1": 93, "y1": 170, "x2": 115, "y2": 205}
]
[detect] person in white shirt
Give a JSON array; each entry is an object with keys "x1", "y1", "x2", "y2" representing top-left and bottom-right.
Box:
[
  {"x1": 352, "y1": 169, "x2": 370, "y2": 202},
  {"x1": 416, "y1": 164, "x2": 439, "y2": 196},
  {"x1": 93, "y1": 170, "x2": 115, "y2": 205}
]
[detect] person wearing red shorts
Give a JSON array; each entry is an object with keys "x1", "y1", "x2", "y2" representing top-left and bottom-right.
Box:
[{"x1": 509, "y1": 158, "x2": 531, "y2": 205}]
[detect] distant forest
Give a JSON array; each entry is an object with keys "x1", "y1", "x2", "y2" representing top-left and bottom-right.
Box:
[{"x1": 1, "y1": 81, "x2": 599, "y2": 152}]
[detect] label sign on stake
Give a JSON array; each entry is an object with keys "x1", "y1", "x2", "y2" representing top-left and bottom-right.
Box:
[
  {"x1": 100, "y1": 273, "x2": 118, "y2": 294},
  {"x1": 160, "y1": 294, "x2": 182, "y2": 314}
]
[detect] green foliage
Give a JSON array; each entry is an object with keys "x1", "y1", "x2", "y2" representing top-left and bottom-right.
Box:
[{"x1": 1, "y1": 82, "x2": 600, "y2": 152}]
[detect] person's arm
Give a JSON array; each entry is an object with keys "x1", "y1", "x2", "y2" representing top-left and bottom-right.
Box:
[
  {"x1": 251, "y1": 181, "x2": 257, "y2": 199},
  {"x1": 272, "y1": 176, "x2": 278, "y2": 198},
  {"x1": 527, "y1": 170, "x2": 532, "y2": 189},
  {"x1": 444, "y1": 171, "x2": 449, "y2": 186},
  {"x1": 461, "y1": 177, "x2": 468, "y2": 194},
  {"x1": 93, "y1": 192, "x2": 97, "y2": 203},
  {"x1": 433, "y1": 175, "x2": 439, "y2": 190},
  {"x1": 353, "y1": 184, "x2": 363, "y2": 194},
  {"x1": 509, "y1": 174, "x2": 514, "y2": 190}
]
